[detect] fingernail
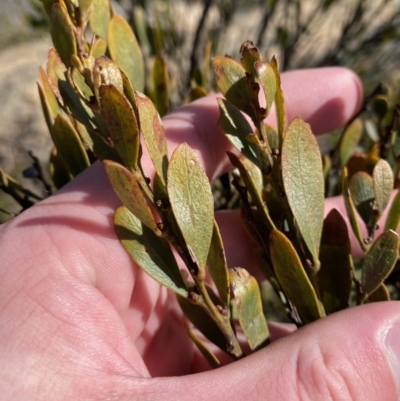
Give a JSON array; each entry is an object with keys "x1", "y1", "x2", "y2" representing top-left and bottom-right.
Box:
[{"x1": 386, "y1": 322, "x2": 400, "y2": 390}]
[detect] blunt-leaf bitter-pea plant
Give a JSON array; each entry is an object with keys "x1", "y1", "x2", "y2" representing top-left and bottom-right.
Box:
[{"x1": 2, "y1": 0, "x2": 400, "y2": 366}]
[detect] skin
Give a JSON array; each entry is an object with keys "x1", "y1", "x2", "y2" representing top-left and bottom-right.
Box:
[{"x1": 1, "y1": 67, "x2": 400, "y2": 400}]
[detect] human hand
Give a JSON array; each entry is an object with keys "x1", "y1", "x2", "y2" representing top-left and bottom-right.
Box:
[{"x1": 1, "y1": 67, "x2": 400, "y2": 400}]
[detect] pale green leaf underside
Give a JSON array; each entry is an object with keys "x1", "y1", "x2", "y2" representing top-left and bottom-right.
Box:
[
  {"x1": 115, "y1": 206, "x2": 187, "y2": 296},
  {"x1": 167, "y1": 143, "x2": 214, "y2": 269},
  {"x1": 281, "y1": 117, "x2": 324, "y2": 266},
  {"x1": 270, "y1": 229, "x2": 324, "y2": 323},
  {"x1": 230, "y1": 268, "x2": 269, "y2": 350},
  {"x1": 361, "y1": 230, "x2": 399, "y2": 296},
  {"x1": 373, "y1": 159, "x2": 393, "y2": 215}
]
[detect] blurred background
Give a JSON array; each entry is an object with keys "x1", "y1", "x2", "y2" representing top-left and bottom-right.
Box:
[{"x1": 1, "y1": 0, "x2": 400, "y2": 221}]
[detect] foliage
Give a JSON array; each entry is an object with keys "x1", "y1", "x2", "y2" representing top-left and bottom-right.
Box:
[{"x1": 1, "y1": 0, "x2": 400, "y2": 366}]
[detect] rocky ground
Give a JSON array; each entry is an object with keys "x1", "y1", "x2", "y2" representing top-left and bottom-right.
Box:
[{"x1": 0, "y1": 0, "x2": 52, "y2": 220}]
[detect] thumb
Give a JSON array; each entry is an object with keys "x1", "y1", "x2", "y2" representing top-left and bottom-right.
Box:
[{"x1": 138, "y1": 302, "x2": 400, "y2": 400}]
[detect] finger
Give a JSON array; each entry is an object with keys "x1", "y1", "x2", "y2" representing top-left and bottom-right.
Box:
[
  {"x1": 161, "y1": 67, "x2": 362, "y2": 180},
  {"x1": 134, "y1": 302, "x2": 400, "y2": 401}
]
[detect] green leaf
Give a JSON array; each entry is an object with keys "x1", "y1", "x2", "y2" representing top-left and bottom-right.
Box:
[
  {"x1": 46, "y1": 48, "x2": 67, "y2": 105},
  {"x1": 254, "y1": 61, "x2": 276, "y2": 115},
  {"x1": 339, "y1": 118, "x2": 363, "y2": 168},
  {"x1": 99, "y1": 84, "x2": 140, "y2": 171},
  {"x1": 49, "y1": 3, "x2": 77, "y2": 68},
  {"x1": 241, "y1": 156, "x2": 263, "y2": 196},
  {"x1": 228, "y1": 152, "x2": 275, "y2": 231},
  {"x1": 281, "y1": 117, "x2": 324, "y2": 267},
  {"x1": 47, "y1": 49, "x2": 98, "y2": 129},
  {"x1": 206, "y1": 221, "x2": 230, "y2": 306},
  {"x1": 373, "y1": 159, "x2": 393, "y2": 215},
  {"x1": 372, "y1": 95, "x2": 389, "y2": 119},
  {"x1": 230, "y1": 267, "x2": 269, "y2": 350},
  {"x1": 385, "y1": 190, "x2": 400, "y2": 231},
  {"x1": 177, "y1": 294, "x2": 229, "y2": 354},
  {"x1": 187, "y1": 329, "x2": 220, "y2": 368},
  {"x1": 270, "y1": 229, "x2": 324, "y2": 323},
  {"x1": 52, "y1": 114, "x2": 90, "y2": 176},
  {"x1": 348, "y1": 172, "x2": 374, "y2": 226},
  {"x1": 212, "y1": 56, "x2": 257, "y2": 121},
  {"x1": 72, "y1": 67, "x2": 93, "y2": 101},
  {"x1": 49, "y1": 148, "x2": 71, "y2": 189},
  {"x1": 217, "y1": 98, "x2": 262, "y2": 170},
  {"x1": 240, "y1": 41, "x2": 261, "y2": 75},
  {"x1": 78, "y1": 0, "x2": 94, "y2": 18},
  {"x1": 93, "y1": 56, "x2": 124, "y2": 95},
  {"x1": 366, "y1": 283, "x2": 390, "y2": 303},
  {"x1": 135, "y1": 92, "x2": 168, "y2": 189},
  {"x1": 264, "y1": 123, "x2": 279, "y2": 151},
  {"x1": 74, "y1": 118, "x2": 119, "y2": 161},
  {"x1": 361, "y1": 230, "x2": 399, "y2": 298},
  {"x1": 318, "y1": 209, "x2": 352, "y2": 314},
  {"x1": 270, "y1": 56, "x2": 285, "y2": 145},
  {"x1": 108, "y1": 15, "x2": 145, "y2": 92},
  {"x1": 167, "y1": 143, "x2": 214, "y2": 270},
  {"x1": 89, "y1": 0, "x2": 111, "y2": 39},
  {"x1": 342, "y1": 167, "x2": 365, "y2": 251},
  {"x1": 91, "y1": 37, "x2": 108, "y2": 58},
  {"x1": 38, "y1": 68, "x2": 61, "y2": 136},
  {"x1": 104, "y1": 161, "x2": 158, "y2": 231},
  {"x1": 115, "y1": 206, "x2": 187, "y2": 296},
  {"x1": 149, "y1": 55, "x2": 169, "y2": 117}
]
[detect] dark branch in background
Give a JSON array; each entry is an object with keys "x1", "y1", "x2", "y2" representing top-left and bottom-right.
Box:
[
  {"x1": 187, "y1": 0, "x2": 214, "y2": 91},
  {"x1": 256, "y1": 0, "x2": 278, "y2": 48},
  {"x1": 27, "y1": 151, "x2": 53, "y2": 196}
]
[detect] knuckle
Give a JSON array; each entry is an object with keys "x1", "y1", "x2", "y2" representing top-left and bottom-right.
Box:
[{"x1": 293, "y1": 343, "x2": 359, "y2": 401}]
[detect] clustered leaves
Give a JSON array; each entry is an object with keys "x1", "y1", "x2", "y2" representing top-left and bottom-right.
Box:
[{"x1": 24, "y1": 0, "x2": 400, "y2": 367}]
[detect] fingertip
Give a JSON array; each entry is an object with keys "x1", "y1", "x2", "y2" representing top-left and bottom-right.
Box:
[{"x1": 281, "y1": 67, "x2": 363, "y2": 134}]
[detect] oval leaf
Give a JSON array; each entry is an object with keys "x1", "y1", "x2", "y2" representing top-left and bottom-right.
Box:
[
  {"x1": 115, "y1": 206, "x2": 187, "y2": 296},
  {"x1": 167, "y1": 143, "x2": 214, "y2": 269},
  {"x1": 212, "y1": 56, "x2": 257, "y2": 120},
  {"x1": 89, "y1": 0, "x2": 111, "y2": 39},
  {"x1": 177, "y1": 294, "x2": 232, "y2": 355},
  {"x1": 366, "y1": 283, "x2": 390, "y2": 303},
  {"x1": 270, "y1": 56, "x2": 285, "y2": 145},
  {"x1": 318, "y1": 209, "x2": 352, "y2": 314},
  {"x1": 187, "y1": 329, "x2": 220, "y2": 368},
  {"x1": 339, "y1": 118, "x2": 363, "y2": 168},
  {"x1": 254, "y1": 61, "x2": 276, "y2": 115},
  {"x1": 385, "y1": 190, "x2": 400, "y2": 231},
  {"x1": 228, "y1": 152, "x2": 275, "y2": 231},
  {"x1": 361, "y1": 230, "x2": 399, "y2": 297},
  {"x1": 108, "y1": 15, "x2": 145, "y2": 92},
  {"x1": 99, "y1": 84, "x2": 140, "y2": 171},
  {"x1": 342, "y1": 167, "x2": 365, "y2": 251},
  {"x1": 206, "y1": 220, "x2": 230, "y2": 306},
  {"x1": 281, "y1": 117, "x2": 324, "y2": 267},
  {"x1": 53, "y1": 114, "x2": 90, "y2": 176},
  {"x1": 348, "y1": 171, "x2": 374, "y2": 226},
  {"x1": 149, "y1": 55, "x2": 169, "y2": 117},
  {"x1": 104, "y1": 160, "x2": 158, "y2": 231},
  {"x1": 49, "y1": 3, "x2": 77, "y2": 68},
  {"x1": 217, "y1": 98, "x2": 262, "y2": 170},
  {"x1": 270, "y1": 229, "x2": 324, "y2": 323},
  {"x1": 136, "y1": 92, "x2": 168, "y2": 188},
  {"x1": 230, "y1": 267, "x2": 269, "y2": 350},
  {"x1": 373, "y1": 159, "x2": 393, "y2": 215}
]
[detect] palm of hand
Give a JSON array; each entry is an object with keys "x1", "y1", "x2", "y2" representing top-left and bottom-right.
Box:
[{"x1": 3, "y1": 68, "x2": 388, "y2": 401}]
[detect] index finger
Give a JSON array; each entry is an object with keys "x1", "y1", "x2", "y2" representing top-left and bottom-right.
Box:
[{"x1": 159, "y1": 66, "x2": 362, "y2": 180}]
